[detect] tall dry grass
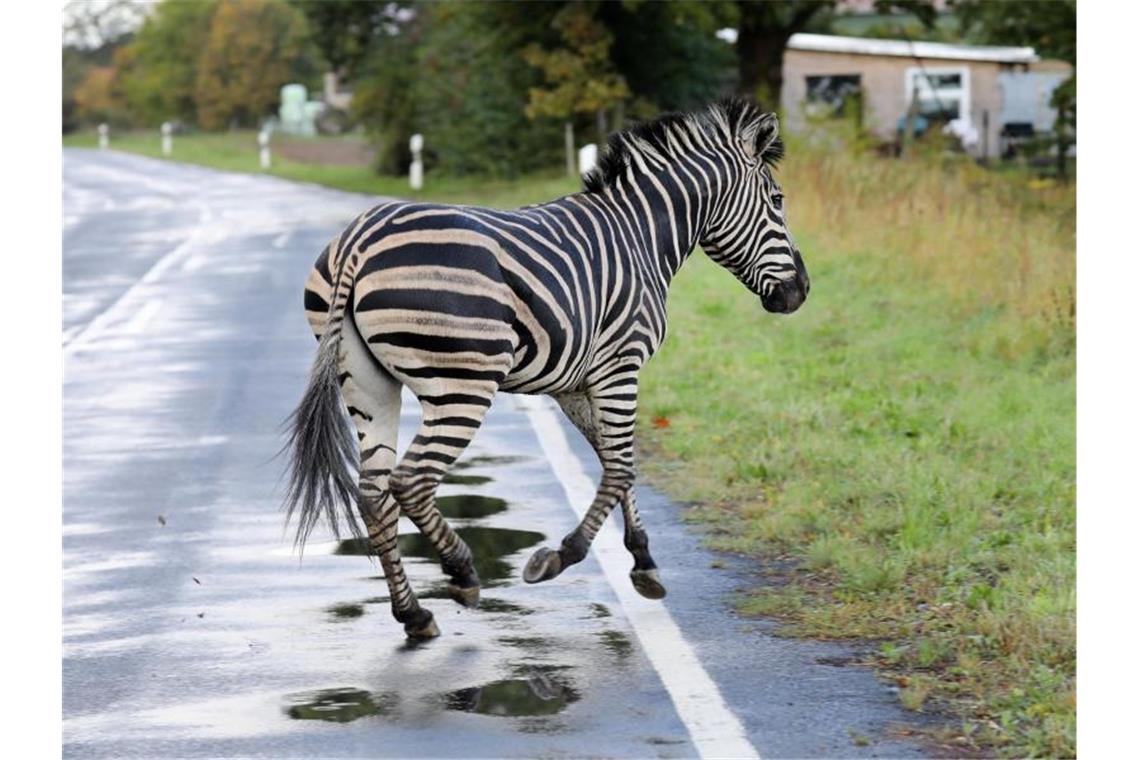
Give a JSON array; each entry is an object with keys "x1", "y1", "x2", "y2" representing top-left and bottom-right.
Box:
[{"x1": 781, "y1": 132, "x2": 1075, "y2": 359}]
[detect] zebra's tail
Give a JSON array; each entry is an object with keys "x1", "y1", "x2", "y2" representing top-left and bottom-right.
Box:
[{"x1": 283, "y1": 300, "x2": 363, "y2": 552}]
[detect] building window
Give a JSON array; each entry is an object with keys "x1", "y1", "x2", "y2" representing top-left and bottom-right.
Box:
[
  {"x1": 805, "y1": 74, "x2": 862, "y2": 118},
  {"x1": 904, "y1": 66, "x2": 970, "y2": 122}
]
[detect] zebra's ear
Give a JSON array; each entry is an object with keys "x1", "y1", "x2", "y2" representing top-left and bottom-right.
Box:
[{"x1": 741, "y1": 113, "x2": 779, "y2": 160}]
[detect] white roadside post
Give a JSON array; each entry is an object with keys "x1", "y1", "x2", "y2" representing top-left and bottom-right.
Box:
[
  {"x1": 258, "y1": 129, "x2": 271, "y2": 170},
  {"x1": 409, "y1": 133, "x2": 424, "y2": 191},
  {"x1": 578, "y1": 143, "x2": 598, "y2": 177},
  {"x1": 98, "y1": 123, "x2": 109, "y2": 150},
  {"x1": 161, "y1": 122, "x2": 173, "y2": 156}
]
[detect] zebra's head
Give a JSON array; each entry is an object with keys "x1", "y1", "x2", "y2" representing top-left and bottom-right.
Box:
[{"x1": 700, "y1": 106, "x2": 810, "y2": 315}]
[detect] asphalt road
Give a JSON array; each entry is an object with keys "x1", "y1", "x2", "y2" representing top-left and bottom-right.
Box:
[{"x1": 63, "y1": 148, "x2": 935, "y2": 759}]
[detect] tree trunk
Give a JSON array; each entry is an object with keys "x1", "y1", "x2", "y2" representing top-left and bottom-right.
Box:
[{"x1": 736, "y1": 27, "x2": 792, "y2": 109}]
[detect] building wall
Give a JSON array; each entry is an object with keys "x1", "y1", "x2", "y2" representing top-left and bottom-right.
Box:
[{"x1": 782, "y1": 49, "x2": 1071, "y2": 158}]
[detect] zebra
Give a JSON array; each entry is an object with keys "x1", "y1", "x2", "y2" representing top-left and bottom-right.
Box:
[{"x1": 285, "y1": 98, "x2": 810, "y2": 639}]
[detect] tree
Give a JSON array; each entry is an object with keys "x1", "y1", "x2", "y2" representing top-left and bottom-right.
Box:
[
  {"x1": 349, "y1": 6, "x2": 422, "y2": 173},
  {"x1": 73, "y1": 66, "x2": 123, "y2": 125},
  {"x1": 408, "y1": 1, "x2": 564, "y2": 176},
  {"x1": 195, "y1": 0, "x2": 321, "y2": 130},
  {"x1": 522, "y1": 1, "x2": 630, "y2": 141},
  {"x1": 291, "y1": 1, "x2": 409, "y2": 80},
  {"x1": 62, "y1": 1, "x2": 142, "y2": 132},
  {"x1": 734, "y1": 1, "x2": 834, "y2": 106},
  {"x1": 732, "y1": 1, "x2": 939, "y2": 108},
  {"x1": 115, "y1": 0, "x2": 218, "y2": 126},
  {"x1": 954, "y1": 0, "x2": 1076, "y2": 178},
  {"x1": 604, "y1": 1, "x2": 737, "y2": 115}
]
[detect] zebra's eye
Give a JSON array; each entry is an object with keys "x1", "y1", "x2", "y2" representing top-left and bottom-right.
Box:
[{"x1": 771, "y1": 193, "x2": 784, "y2": 211}]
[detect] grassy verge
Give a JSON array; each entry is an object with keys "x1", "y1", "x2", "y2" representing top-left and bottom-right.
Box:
[
  {"x1": 62, "y1": 129, "x2": 579, "y2": 208},
  {"x1": 63, "y1": 127, "x2": 1075, "y2": 754},
  {"x1": 639, "y1": 140, "x2": 1074, "y2": 755}
]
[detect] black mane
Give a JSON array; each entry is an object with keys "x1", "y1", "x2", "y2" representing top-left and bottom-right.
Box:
[{"x1": 582, "y1": 97, "x2": 784, "y2": 194}]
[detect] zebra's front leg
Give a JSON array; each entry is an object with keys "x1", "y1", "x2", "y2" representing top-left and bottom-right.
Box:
[
  {"x1": 524, "y1": 386, "x2": 664, "y2": 598},
  {"x1": 620, "y1": 490, "x2": 666, "y2": 599},
  {"x1": 523, "y1": 460, "x2": 632, "y2": 585}
]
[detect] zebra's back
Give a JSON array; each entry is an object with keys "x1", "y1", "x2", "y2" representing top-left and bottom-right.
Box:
[{"x1": 305, "y1": 200, "x2": 618, "y2": 397}]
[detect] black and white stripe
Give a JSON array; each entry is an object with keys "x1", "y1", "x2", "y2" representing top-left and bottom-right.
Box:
[{"x1": 286, "y1": 98, "x2": 810, "y2": 638}]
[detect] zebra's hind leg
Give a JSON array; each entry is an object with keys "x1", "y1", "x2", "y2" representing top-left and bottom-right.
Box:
[
  {"x1": 391, "y1": 389, "x2": 495, "y2": 608},
  {"x1": 340, "y1": 317, "x2": 438, "y2": 639}
]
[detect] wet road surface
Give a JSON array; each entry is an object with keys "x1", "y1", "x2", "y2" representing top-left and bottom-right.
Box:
[{"x1": 63, "y1": 149, "x2": 935, "y2": 758}]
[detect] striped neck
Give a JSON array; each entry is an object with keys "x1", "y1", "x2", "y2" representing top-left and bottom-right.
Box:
[{"x1": 590, "y1": 146, "x2": 735, "y2": 294}]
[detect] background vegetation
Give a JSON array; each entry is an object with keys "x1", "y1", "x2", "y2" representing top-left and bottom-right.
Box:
[{"x1": 64, "y1": 1, "x2": 1075, "y2": 177}]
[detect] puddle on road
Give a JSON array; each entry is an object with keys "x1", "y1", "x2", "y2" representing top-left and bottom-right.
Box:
[
  {"x1": 444, "y1": 672, "x2": 579, "y2": 717},
  {"x1": 327, "y1": 603, "x2": 365, "y2": 620},
  {"x1": 597, "y1": 629, "x2": 633, "y2": 661},
  {"x1": 442, "y1": 473, "x2": 492, "y2": 486},
  {"x1": 333, "y1": 538, "x2": 372, "y2": 557},
  {"x1": 498, "y1": 635, "x2": 550, "y2": 653},
  {"x1": 336, "y1": 526, "x2": 544, "y2": 585},
  {"x1": 437, "y1": 495, "x2": 507, "y2": 519},
  {"x1": 400, "y1": 527, "x2": 544, "y2": 585},
  {"x1": 284, "y1": 687, "x2": 396, "y2": 723},
  {"x1": 587, "y1": 602, "x2": 612, "y2": 618},
  {"x1": 479, "y1": 597, "x2": 534, "y2": 616},
  {"x1": 453, "y1": 455, "x2": 529, "y2": 470}
]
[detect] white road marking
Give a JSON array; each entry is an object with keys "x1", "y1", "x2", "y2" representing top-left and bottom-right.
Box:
[
  {"x1": 122, "y1": 300, "x2": 163, "y2": 335},
  {"x1": 519, "y1": 395, "x2": 761, "y2": 760},
  {"x1": 181, "y1": 254, "x2": 208, "y2": 273},
  {"x1": 272, "y1": 231, "x2": 292, "y2": 249},
  {"x1": 64, "y1": 204, "x2": 211, "y2": 357}
]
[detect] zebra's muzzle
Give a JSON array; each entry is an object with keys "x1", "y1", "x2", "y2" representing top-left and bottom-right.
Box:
[{"x1": 761, "y1": 275, "x2": 808, "y2": 314}]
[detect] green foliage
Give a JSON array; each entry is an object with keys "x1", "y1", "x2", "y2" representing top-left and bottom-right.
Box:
[
  {"x1": 72, "y1": 66, "x2": 123, "y2": 126},
  {"x1": 115, "y1": 0, "x2": 217, "y2": 127},
  {"x1": 350, "y1": 13, "x2": 420, "y2": 174},
  {"x1": 954, "y1": 0, "x2": 1075, "y2": 64},
  {"x1": 62, "y1": 11, "x2": 136, "y2": 132},
  {"x1": 954, "y1": 0, "x2": 1075, "y2": 180},
  {"x1": 522, "y1": 2, "x2": 630, "y2": 120},
  {"x1": 195, "y1": 0, "x2": 322, "y2": 130},
  {"x1": 606, "y1": 1, "x2": 737, "y2": 112},
  {"x1": 291, "y1": 0, "x2": 407, "y2": 78}
]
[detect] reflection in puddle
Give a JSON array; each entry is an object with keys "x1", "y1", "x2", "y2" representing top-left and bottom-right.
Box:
[
  {"x1": 597, "y1": 629, "x2": 633, "y2": 660},
  {"x1": 453, "y1": 455, "x2": 529, "y2": 470},
  {"x1": 479, "y1": 597, "x2": 534, "y2": 616},
  {"x1": 334, "y1": 538, "x2": 372, "y2": 556},
  {"x1": 442, "y1": 473, "x2": 492, "y2": 486},
  {"x1": 588, "y1": 602, "x2": 612, "y2": 618},
  {"x1": 327, "y1": 603, "x2": 364, "y2": 620},
  {"x1": 437, "y1": 494, "x2": 507, "y2": 519},
  {"x1": 401, "y1": 527, "x2": 544, "y2": 585},
  {"x1": 284, "y1": 687, "x2": 395, "y2": 722},
  {"x1": 444, "y1": 673, "x2": 579, "y2": 717},
  {"x1": 498, "y1": 635, "x2": 550, "y2": 653},
  {"x1": 336, "y1": 527, "x2": 543, "y2": 585}
]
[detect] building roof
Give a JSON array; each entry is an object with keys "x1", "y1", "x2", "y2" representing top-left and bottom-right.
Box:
[{"x1": 787, "y1": 33, "x2": 1038, "y2": 64}]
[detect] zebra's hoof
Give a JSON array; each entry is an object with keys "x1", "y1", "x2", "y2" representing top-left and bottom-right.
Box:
[
  {"x1": 631, "y1": 568, "x2": 667, "y2": 600},
  {"x1": 404, "y1": 611, "x2": 441, "y2": 640},
  {"x1": 448, "y1": 582, "x2": 481, "y2": 608},
  {"x1": 523, "y1": 547, "x2": 562, "y2": 584}
]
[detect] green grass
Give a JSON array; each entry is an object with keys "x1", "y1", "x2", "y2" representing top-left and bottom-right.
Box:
[
  {"x1": 63, "y1": 127, "x2": 1075, "y2": 755},
  {"x1": 62, "y1": 129, "x2": 579, "y2": 208}
]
